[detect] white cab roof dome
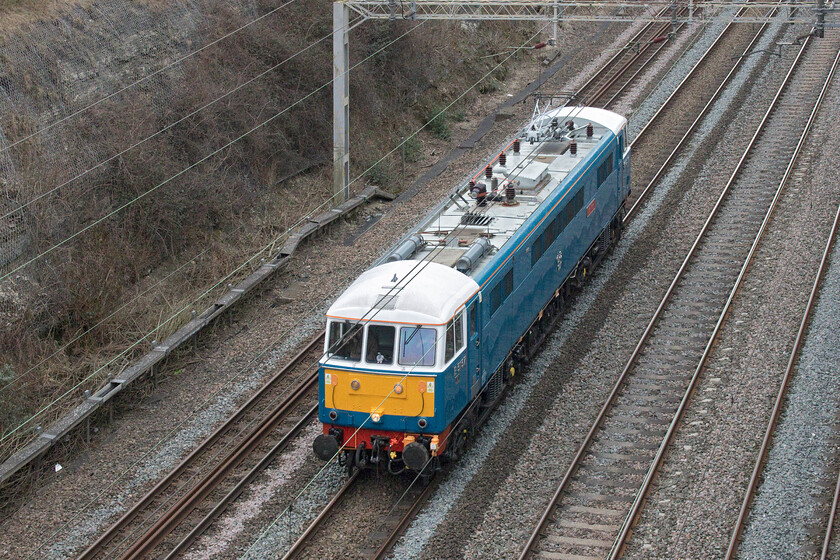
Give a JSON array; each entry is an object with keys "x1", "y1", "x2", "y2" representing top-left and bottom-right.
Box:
[
  {"x1": 545, "y1": 106, "x2": 627, "y2": 135},
  {"x1": 327, "y1": 260, "x2": 480, "y2": 325}
]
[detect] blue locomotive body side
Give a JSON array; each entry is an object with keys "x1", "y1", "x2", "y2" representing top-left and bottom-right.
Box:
[
  {"x1": 471, "y1": 129, "x2": 629, "y2": 396},
  {"x1": 314, "y1": 107, "x2": 630, "y2": 473}
]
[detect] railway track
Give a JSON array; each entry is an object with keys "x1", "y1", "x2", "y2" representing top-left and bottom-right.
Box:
[
  {"x1": 578, "y1": 6, "x2": 692, "y2": 107},
  {"x1": 824, "y1": 467, "x2": 840, "y2": 559},
  {"x1": 725, "y1": 138, "x2": 840, "y2": 557},
  {"x1": 78, "y1": 332, "x2": 324, "y2": 560},
  {"x1": 519, "y1": 29, "x2": 840, "y2": 560},
  {"x1": 626, "y1": 2, "x2": 780, "y2": 220},
  {"x1": 280, "y1": 473, "x2": 434, "y2": 560}
]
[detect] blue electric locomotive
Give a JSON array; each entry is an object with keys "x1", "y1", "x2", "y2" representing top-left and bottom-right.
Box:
[{"x1": 313, "y1": 105, "x2": 630, "y2": 475}]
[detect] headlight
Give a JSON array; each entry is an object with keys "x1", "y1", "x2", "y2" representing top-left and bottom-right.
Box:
[
  {"x1": 371, "y1": 413, "x2": 381, "y2": 423},
  {"x1": 394, "y1": 383, "x2": 404, "y2": 394}
]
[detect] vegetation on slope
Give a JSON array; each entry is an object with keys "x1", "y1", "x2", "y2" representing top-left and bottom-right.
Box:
[{"x1": 0, "y1": 0, "x2": 534, "y2": 457}]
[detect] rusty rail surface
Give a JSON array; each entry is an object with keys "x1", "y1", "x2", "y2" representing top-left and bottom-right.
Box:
[{"x1": 0, "y1": 186, "x2": 392, "y2": 490}]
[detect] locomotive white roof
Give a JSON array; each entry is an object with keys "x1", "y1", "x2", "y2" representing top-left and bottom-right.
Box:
[
  {"x1": 387, "y1": 105, "x2": 627, "y2": 285},
  {"x1": 327, "y1": 260, "x2": 480, "y2": 325},
  {"x1": 546, "y1": 106, "x2": 626, "y2": 135}
]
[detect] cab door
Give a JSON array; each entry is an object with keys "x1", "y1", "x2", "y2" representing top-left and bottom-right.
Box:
[{"x1": 467, "y1": 298, "x2": 482, "y2": 401}]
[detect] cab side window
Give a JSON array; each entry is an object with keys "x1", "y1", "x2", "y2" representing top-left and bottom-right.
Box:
[
  {"x1": 454, "y1": 311, "x2": 464, "y2": 350},
  {"x1": 445, "y1": 319, "x2": 456, "y2": 362}
]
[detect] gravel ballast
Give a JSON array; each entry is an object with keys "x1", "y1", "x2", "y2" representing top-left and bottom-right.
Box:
[
  {"x1": 622, "y1": 28, "x2": 840, "y2": 560},
  {"x1": 391, "y1": 15, "x2": 797, "y2": 560},
  {"x1": 0, "y1": 17, "x2": 651, "y2": 560},
  {"x1": 721, "y1": 79, "x2": 840, "y2": 560}
]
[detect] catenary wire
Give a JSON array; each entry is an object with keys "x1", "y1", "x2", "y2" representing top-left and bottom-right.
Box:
[
  {"x1": 0, "y1": 0, "x2": 299, "y2": 156},
  {"x1": 0, "y1": 14, "x2": 362, "y2": 224},
  {"x1": 27, "y1": 19, "x2": 556, "y2": 557},
  {"x1": 1, "y1": 18, "x2": 430, "y2": 445},
  {"x1": 0, "y1": 121, "x2": 339, "y2": 395}
]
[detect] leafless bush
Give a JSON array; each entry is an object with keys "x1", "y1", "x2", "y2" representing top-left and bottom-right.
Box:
[{"x1": 0, "y1": 0, "x2": 536, "y2": 453}]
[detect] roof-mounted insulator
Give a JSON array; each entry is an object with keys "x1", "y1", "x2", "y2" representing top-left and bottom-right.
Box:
[
  {"x1": 587, "y1": 123, "x2": 594, "y2": 137},
  {"x1": 513, "y1": 139, "x2": 520, "y2": 154},
  {"x1": 499, "y1": 152, "x2": 507, "y2": 167},
  {"x1": 504, "y1": 183, "x2": 518, "y2": 207},
  {"x1": 485, "y1": 165, "x2": 493, "y2": 179},
  {"x1": 570, "y1": 140, "x2": 577, "y2": 157}
]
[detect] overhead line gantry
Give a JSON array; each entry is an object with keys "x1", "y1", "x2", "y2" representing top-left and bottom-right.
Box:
[{"x1": 333, "y1": 0, "x2": 837, "y2": 202}]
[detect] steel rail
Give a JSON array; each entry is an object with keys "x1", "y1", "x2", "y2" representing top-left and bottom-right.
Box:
[
  {"x1": 519, "y1": 27, "x2": 811, "y2": 560},
  {"x1": 587, "y1": 14, "x2": 687, "y2": 106},
  {"x1": 611, "y1": 33, "x2": 826, "y2": 559},
  {"x1": 625, "y1": 3, "x2": 779, "y2": 222},
  {"x1": 371, "y1": 482, "x2": 436, "y2": 560},
  {"x1": 119, "y1": 366, "x2": 320, "y2": 558},
  {"x1": 163, "y1": 403, "x2": 320, "y2": 559},
  {"x1": 568, "y1": 7, "x2": 674, "y2": 101},
  {"x1": 279, "y1": 470, "x2": 360, "y2": 560},
  {"x1": 724, "y1": 48, "x2": 840, "y2": 558},
  {"x1": 77, "y1": 331, "x2": 324, "y2": 560},
  {"x1": 823, "y1": 458, "x2": 840, "y2": 560}
]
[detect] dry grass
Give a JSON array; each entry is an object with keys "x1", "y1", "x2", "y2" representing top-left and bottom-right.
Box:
[{"x1": 0, "y1": 0, "x2": 536, "y2": 462}]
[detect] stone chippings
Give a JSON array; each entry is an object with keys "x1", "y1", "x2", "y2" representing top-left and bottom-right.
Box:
[
  {"x1": 622, "y1": 27, "x2": 840, "y2": 560},
  {"x1": 395, "y1": 14, "x2": 802, "y2": 560},
  {"x1": 39, "y1": 314, "x2": 327, "y2": 560},
  {"x1": 623, "y1": 6, "x2": 738, "y2": 141},
  {"x1": 1, "y1": 14, "x2": 646, "y2": 560},
  {"x1": 182, "y1": 422, "x2": 323, "y2": 560},
  {"x1": 727, "y1": 83, "x2": 840, "y2": 560}
]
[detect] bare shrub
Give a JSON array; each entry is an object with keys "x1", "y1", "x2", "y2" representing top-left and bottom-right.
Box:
[{"x1": 0, "y1": 0, "x2": 537, "y2": 456}]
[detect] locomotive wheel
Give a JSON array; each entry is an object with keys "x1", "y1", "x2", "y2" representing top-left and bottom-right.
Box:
[
  {"x1": 355, "y1": 442, "x2": 367, "y2": 471},
  {"x1": 450, "y1": 418, "x2": 473, "y2": 462},
  {"x1": 343, "y1": 450, "x2": 354, "y2": 477}
]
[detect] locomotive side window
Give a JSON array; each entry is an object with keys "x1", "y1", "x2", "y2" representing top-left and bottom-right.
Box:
[
  {"x1": 597, "y1": 152, "x2": 614, "y2": 186},
  {"x1": 445, "y1": 319, "x2": 456, "y2": 363},
  {"x1": 555, "y1": 213, "x2": 564, "y2": 237},
  {"x1": 532, "y1": 232, "x2": 544, "y2": 266},
  {"x1": 399, "y1": 326, "x2": 437, "y2": 366},
  {"x1": 328, "y1": 321, "x2": 363, "y2": 361},
  {"x1": 454, "y1": 311, "x2": 464, "y2": 351},
  {"x1": 490, "y1": 283, "x2": 503, "y2": 315},
  {"x1": 366, "y1": 324, "x2": 395, "y2": 364},
  {"x1": 545, "y1": 216, "x2": 557, "y2": 247},
  {"x1": 469, "y1": 304, "x2": 478, "y2": 336},
  {"x1": 503, "y1": 269, "x2": 514, "y2": 298},
  {"x1": 563, "y1": 197, "x2": 575, "y2": 225},
  {"x1": 575, "y1": 189, "x2": 585, "y2": 213}
]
